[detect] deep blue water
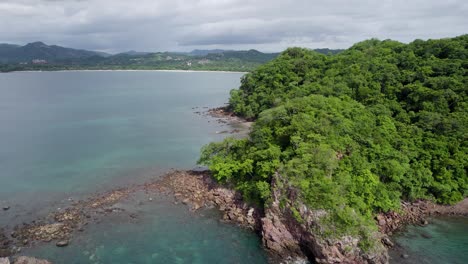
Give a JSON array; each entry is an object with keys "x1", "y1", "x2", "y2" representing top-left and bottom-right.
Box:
[{"x1": 0, "y1": 71, "x2": 267, "y2": 263}]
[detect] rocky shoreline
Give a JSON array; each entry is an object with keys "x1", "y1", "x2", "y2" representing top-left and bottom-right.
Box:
[
  {"x1": 0, "y1": 170, "x2": 265, "y2": 263},
  {"x1": 1, "y1": 169, "x2": 467, "y2": 263},
  {"x1": 204, "y1": 106, "x2": 468, "y2": 262},
  {"x1": 377, "y1": 199, "x2": 468, "y2": 236},
  {"x1": 0, "y1": 185, "x2": 136, "y2": 261},
  {"x1": 0, "y1": 256, "x2": 51, "y2": 264},
  {"x1": 1, "y1": 107, "x2": 466, "y2": 264},
  {"x1": 201, "y1": 106, "x2": 253, "y2": 129},
  {"x1": 156, "y1": 172, "x2": 468, "y2": 264},
  {"x1": 376, "y1": 198, "x2": 468, "y2": 252},
  {"x1": 152, "y1": 170, "x2": 261, "y2": 230},
  {"x1": 159, "y1": 171, "x2": 468, "y2": 263}
]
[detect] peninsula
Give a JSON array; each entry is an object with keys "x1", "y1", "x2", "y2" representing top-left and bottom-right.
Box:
[{"x1": 198, "y1": 35, "x2": 468, "y2": 263}]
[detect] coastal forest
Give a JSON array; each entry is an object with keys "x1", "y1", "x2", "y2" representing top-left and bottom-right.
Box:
[
  {"x1": 199, "y1": 35, "x2": 467, "y2": 249},
  {"x1": 0, "y1": 42, "x2": 344, "y2": 73}
]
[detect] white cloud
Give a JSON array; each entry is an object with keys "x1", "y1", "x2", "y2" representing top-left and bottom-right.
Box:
[{"x1": 0, "y1": 0, "x2": 466, "y2": 52}]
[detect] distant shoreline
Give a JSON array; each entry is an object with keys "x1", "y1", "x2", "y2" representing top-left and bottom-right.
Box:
[{"x1": 2, "y1": 69, "x2": 249, "y2": 74}]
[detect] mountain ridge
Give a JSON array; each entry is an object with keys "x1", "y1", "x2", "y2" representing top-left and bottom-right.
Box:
[
  {"x1": 0, "y1": 41, "x2": 343, "y2": 72},
  {"x1": 0, "y1": 41, "x2": 110, "y2": 63}
]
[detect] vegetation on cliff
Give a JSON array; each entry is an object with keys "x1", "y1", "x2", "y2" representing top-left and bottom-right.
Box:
[{"x1": 199, "y1": 35, "x2": 468, "y2": 250}]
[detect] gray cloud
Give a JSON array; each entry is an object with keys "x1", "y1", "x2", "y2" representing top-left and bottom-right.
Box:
[{"x1": 0, "y1": 0, "x2": 466, "y2": 53}]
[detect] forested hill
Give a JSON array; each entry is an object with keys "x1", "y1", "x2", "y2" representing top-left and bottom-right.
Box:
[
  {"x1": 0, "y1": 41, "x2": 109, "y2": 63},
  {"x1": 199, "y1": 35, "x2": 467, "y2": 251},
  {"x1": 0, "y1": 42, "x2": 342, "y2": 72}
]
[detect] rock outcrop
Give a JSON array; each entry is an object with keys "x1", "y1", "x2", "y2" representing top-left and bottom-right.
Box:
[
  {"x1": 377, "y1": 198, "x2": 468, "y2": 235},
  {"x1": 261, "y1": 172, "x2": 389, "y2": 264},
  {"x1": 261, "y1": 211, "x2": 303, "y2": 259},
  {"x1": 151, "y1": 170, "x2": 260, "y2": 230},
  {"x1": 155, "y1": 170, "x2": 390, "y2": 263},
  {"x1": 165, "y1": 170, "x2": 390, "y2": 263},
  {"x1": 6, "y1": 169, "x2": 465, "y2": 263}
]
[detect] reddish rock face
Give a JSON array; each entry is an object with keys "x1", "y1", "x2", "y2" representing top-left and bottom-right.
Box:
[
  {"x1": 261, "y1": 211, "x2": 302, "y2": 258},
  {"x1": 261, "y1": 172, "x2": 390, "y2": 264}
]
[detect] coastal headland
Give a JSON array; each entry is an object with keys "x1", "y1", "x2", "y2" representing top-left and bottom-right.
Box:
[
  {"x1": 1, "y1": 168, "x2": 466, "y2": 263},
  {"x1": 1, "y1": 108, "x2": 466, "y2": 264}
]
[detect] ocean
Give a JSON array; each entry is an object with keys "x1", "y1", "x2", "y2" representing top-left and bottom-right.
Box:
[{"x1": 0, "y1": 71, "x2": 267, "y2": 263}]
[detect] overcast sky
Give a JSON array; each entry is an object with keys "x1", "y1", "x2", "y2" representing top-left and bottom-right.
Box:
[{"x1": 0, "y1": 0, "x2": 466, "y2": 53}]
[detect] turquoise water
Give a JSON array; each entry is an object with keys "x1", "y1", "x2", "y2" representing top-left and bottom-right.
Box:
[
  {"x1": 0, "y1": 71, "x2": 241, "y2": 218},
  {"x1": 23, "y1": 193, "x2": 267, "y2": 263},
  {"x1": 0, "y1": 71, "x2": 268, "y2": 263},
  {"x1": 3, "y1": 71, "x2": 465, "y2": 264},
  {"x1": 389, "y1": 217, "x2": 468, "y2": 264},
  {"x1": 0, "y1": 71, "x2": 238, "y2": 196}
]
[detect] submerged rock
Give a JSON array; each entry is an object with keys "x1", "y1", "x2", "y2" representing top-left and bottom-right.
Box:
[
  {"x1": 381, "y1": 236, "x2": 394, "y2": 248},
  {"x1": 420, "y1": 232, "x2": 432, "y2": 239},
  {"x1": 0, "y1": 257, "x2": 9, "y2": 264},
  {"x1": 0, "y1": 250, "x2": 11, "y2": 258},
  {"x1": 376, "y1": 199, "x2": 468, "y2": 236},
  {"x1": 12, "y1": 256, "x2": 51, "y2": 264},
  {"x1": 0, "y1": 229, "x2": 12, "y2": 258},
  {"x1": 55, "y1": 240, "x2": 69, "y2": 247}
]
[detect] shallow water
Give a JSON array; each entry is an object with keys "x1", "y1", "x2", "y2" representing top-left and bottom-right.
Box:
[
  {"x1": 389, "y1": 216, "x2": 468, "y2": 264},
  {"x1": 23, "y1": 193, "x2": 267, "y2": 263},
  {"x1": 0, "y1": 71, "x2": 268, "y2": 263}
]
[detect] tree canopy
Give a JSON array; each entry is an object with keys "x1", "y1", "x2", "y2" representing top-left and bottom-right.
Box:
[{"x1": 199, "y1": 35, "x2": 467, "y2": 249}]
